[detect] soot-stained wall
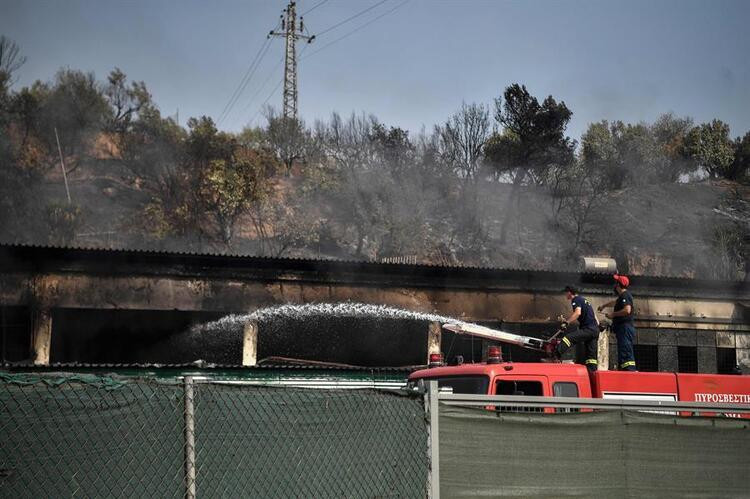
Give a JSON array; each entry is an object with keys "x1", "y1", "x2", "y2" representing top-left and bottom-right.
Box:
[
  {"x1": 50, "y1": 309, "x2": 225, "y2": 363},
  {"x1": 48, "y1": 309, "x2": 428, "y2": 367},
  {"x1": 255, "y1": 316, "x2": 427, "y2": 367},
  {"x1": 148, "y1": 315, "x2": 428, "y2": 367}
]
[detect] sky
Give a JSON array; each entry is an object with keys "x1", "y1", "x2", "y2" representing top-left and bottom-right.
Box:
[{"x1": 2, "y1": 0, "x2": 749, "y2": 141}]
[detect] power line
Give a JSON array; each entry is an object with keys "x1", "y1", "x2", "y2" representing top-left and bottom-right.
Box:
[
  {"x1": 217, "y1": 18, "x2": 280, "y2": 125},
  {"x1": 315, "y1": 0, "x2": 390, "y2": 37},
  {"x1": 300, "y1": 0, "x2": 329, "y2": 16},
  {"x1": 303, "y1": 0, "x2": 410, "y2": 60},
  {"x1": 217, "y1": 29, "x2": 273, "y2": 124},
  {"x1": 240, "y1": 56, "x2": 285, "y2": 121},
  {"x1": 248, "y1": 77, "x2": 284, "y2": 127},
  {"x1": 218, "y1": 37, "x2": 273, "y2": 125}
]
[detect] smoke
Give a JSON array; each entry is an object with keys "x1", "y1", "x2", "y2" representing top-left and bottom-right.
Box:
[{"x1": 0, "y1": 63, "x2": 745, "y2": 278}]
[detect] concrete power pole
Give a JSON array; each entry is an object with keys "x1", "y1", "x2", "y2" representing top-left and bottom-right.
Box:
[{"x1": 269, "y1": 1, "x2": 315, "y2": 120}]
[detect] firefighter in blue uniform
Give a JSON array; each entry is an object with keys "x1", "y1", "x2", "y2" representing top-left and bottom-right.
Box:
[
  {"x1": 598, "y1": 274, "x2": 637, "y2": 371},
  {"x1": 554, "y1": 286, "x2": 600, "y2": 371}
]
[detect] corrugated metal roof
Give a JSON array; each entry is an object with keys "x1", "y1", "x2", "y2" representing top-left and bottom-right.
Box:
[
  {"x1": 0, "y1": 240, "x2": 691, "y2": 278},
  {"x1": 0, "y1": 361, "x2": 417, "y2": 373},
  {"x1": 2, "y1": 242, "x2": 748, "y2": 301}
]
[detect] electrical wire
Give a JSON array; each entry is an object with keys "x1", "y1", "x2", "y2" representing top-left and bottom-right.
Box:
[
  {"x1": 240, "y1": 56, "x2": 285, "y2": 119},
  {"x1": 300, "y1": 0, "x2": 329, "y2": 16},
  {"x1": 218, "y1": 38, "x2": 273, "y2": 125},
  {"x1": 302, "y1": 0, "x2": 410, "y2": 61},
  {"x1": 315, "y1": 0, "x2": 390, "y2": 37},
  {"x1": 249, "y1": 77, "x2": 284, "y2": 127},
  {"x1": 218, "y1": 18, "x2": 280, "y2": 125},
  {"x1": 244, "y1": 0, "x2": 409, "y2": 127},
  {"x1": 222, "y1": 0, "x2": 401, "y2": 127},
  {"x1": 245, "y1": 42, "x2": 313, "y2": 125},
  {"x1": 445, "y1": 331, "x2": 457, "y2": 365}
]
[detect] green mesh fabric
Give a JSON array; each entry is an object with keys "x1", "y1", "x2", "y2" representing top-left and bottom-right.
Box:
[
  {"x1": 0, "y1": 378, "x2": 185, "y2": 497},
  {"x1": 440, "y1": 406, "x2": 750, "y2": 498},
  {"x1": 0, "y1": 374, "x2": 428, "y2": 498},
  {"x1": 193, "y1": 384, "x2": 427, "y2": 497}
]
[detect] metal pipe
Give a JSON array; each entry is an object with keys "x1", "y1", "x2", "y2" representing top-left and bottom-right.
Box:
[
  {"x1": 183, "y1": 376, "x2": 197, "y2": 499},
  {"x1": 428, "y1": 380, "x2": 440, "y2": 499},
  {"x1": 442, "y1": 323, "x2": 546, "y2": 351}
]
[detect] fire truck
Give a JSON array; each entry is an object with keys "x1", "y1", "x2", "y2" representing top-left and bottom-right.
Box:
[{"x1": 408, "y1": 322, "x2": 750, "y2": 414}]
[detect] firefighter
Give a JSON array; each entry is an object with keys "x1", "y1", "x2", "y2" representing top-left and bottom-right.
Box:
[
  {"x1": 555, "y1": 286, "x2": 600, "y2": 371},
  {"x1": 598, "y1": 274, "x2": 637, "y2": 371}
]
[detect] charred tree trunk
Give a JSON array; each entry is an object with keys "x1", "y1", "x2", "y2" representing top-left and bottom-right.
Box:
[{"x1": 498, "y1": 168, "x2": 527, "y2": 245}]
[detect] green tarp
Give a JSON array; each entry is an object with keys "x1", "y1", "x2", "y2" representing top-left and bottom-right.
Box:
[
  {"x1": 193, "y1": 384, "x2": 428, "y2": 497},
  {"x1": 440, "y1": 406, "x2": 750, "y2": 498},
  {"x1": 0, "y1": 374, "x2": 428, "y2": 498},
  {"x1": 0, "y1": 378, "x2": 185, "y2": 497}
]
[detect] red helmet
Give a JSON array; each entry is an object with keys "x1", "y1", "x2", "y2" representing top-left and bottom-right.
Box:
[{"x1": 613, "y1": 274, "x2": 630, "y2": 288}]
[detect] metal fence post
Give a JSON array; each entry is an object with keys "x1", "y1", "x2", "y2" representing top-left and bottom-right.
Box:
[
  {"x1": 184, "y1": 376, "x2": 197, "y2": 499},
  {"x1": 427, "y1": 380, "x2": 440, "y2": 499}
]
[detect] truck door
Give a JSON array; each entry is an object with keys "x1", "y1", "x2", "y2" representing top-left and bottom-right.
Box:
[{"x1": 493, "y1": 375, "x2": 550, "y2": 413}]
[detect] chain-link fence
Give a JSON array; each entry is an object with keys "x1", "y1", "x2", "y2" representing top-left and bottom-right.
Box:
[
  {"x1": 8, "y1": 372, "x2": 748, "y2": 498},
  {"x1": 0, "y1": 373, "x2": 429, "y2": 498},
  {"x1": 435, "y1": 388, "x2": 750, "y2": 498},
  {"x1": 438, "y1": 405, "x2": 750, "y2": 498}
]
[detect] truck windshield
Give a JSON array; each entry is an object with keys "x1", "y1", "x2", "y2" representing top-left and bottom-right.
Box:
[{"x1": 437, "y1": 376, "x2": 490, "y2": 394}]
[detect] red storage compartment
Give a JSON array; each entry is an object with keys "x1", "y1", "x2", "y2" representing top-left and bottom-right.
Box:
[
  {"x1": 591, "y1": 371, "x2": 678, "y2": 401},
  {"x1": 677, "y1": 373, "x2": 750, "y2": 418}
]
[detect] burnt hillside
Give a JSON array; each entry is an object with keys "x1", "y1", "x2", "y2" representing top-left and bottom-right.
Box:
[
  {"x1": 1, "y1": 67, "x2": 748, "y2": 279},
  {"x1": 8, "y1": 152, "x2": 748, "y2": 279}
]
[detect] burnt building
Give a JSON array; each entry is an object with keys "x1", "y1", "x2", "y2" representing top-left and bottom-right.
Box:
[{"x1": 1, "y1": 243, "x2": 748, "y2": 372}]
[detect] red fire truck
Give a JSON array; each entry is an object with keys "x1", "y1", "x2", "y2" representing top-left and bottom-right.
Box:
[{"x1": 408, "y1": 323, "x2": 750, "y2": 415}]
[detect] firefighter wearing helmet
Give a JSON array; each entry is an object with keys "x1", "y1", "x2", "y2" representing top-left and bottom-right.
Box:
[
  {"x1": 554, "y1": 286, "x2": 600, "y2": 371},
  {"x1": 598, "y1": 274, "x2": 637, "y2": 371}
]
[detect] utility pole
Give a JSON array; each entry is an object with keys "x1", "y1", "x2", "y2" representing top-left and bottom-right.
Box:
[
  {"x1": 269, "y1": 1, "x2": 315, "y2": 120},
  {"x1": 54, "y1": 127, "x2": 72, "y2": 204}
]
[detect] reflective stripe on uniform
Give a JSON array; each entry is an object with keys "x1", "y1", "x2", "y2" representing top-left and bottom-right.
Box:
[
  {"x1": 620, "y1": 360, "x2": 636, "y2": 368},
  {"x1": 562, "y1": 337, "x2": 571, "y2": 347},
  {"x1": 585, "y1": 359, "x2": 598, "y2": 365}
]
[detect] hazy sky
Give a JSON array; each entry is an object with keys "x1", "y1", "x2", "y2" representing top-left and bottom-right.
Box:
[{"x1": 2, "y1": 0, "x2": 749, "y2": 141}]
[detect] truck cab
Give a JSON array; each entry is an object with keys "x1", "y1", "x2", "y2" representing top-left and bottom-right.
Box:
[{"x1": 408, "y1": 349, "x2": 593, "y2": 402}]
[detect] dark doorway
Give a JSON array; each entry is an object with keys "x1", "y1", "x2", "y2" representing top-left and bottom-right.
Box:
[{"x1": 1, "y1": 306, "x2": 31, "y2": 363}]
